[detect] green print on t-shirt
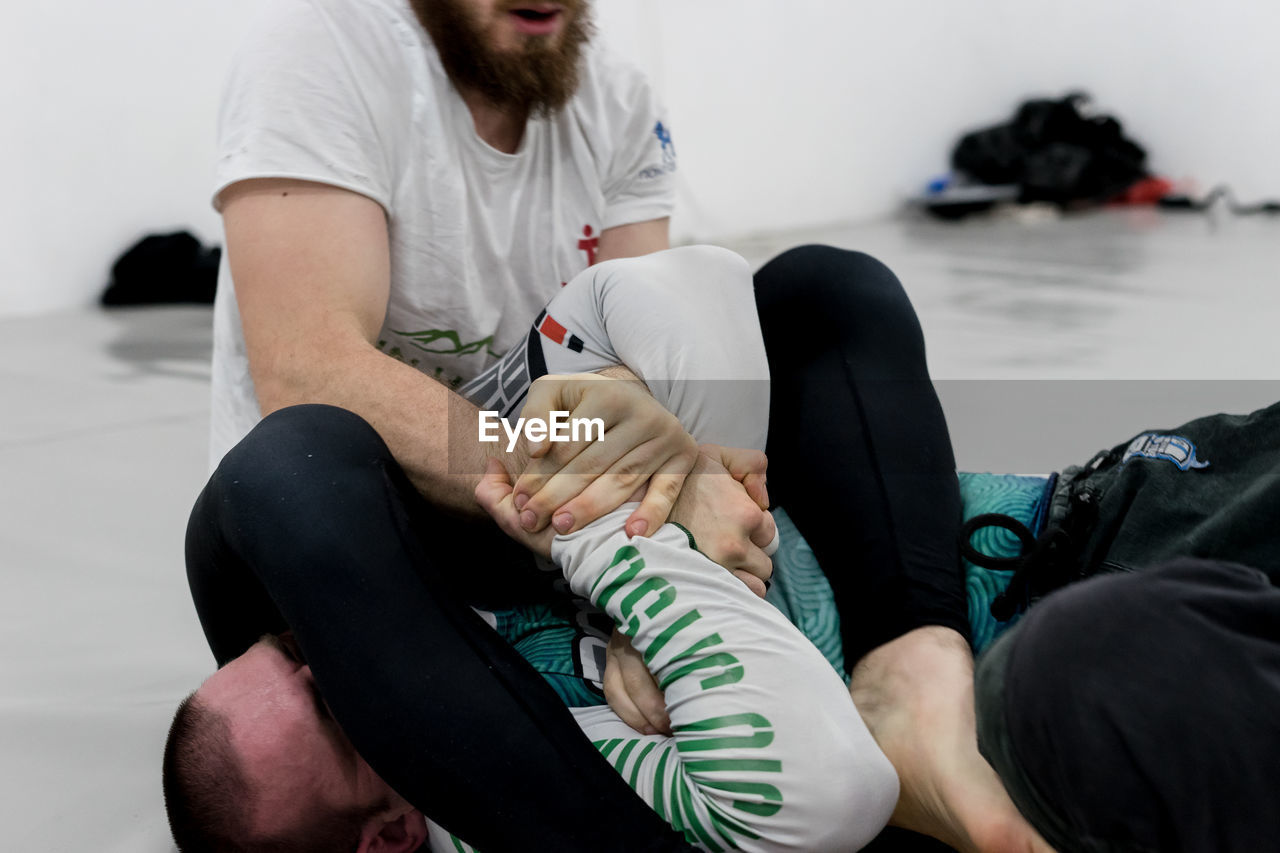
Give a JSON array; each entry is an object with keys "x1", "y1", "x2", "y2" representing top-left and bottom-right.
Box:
[
  {"x1": 376, "y1": 338, "x2": 465, "y2": 388},
  {"x1": 390, "y1": 327, "x2": 502, "y2": 359}
]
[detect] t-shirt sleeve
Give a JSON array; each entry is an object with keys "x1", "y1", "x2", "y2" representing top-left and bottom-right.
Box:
[
  {"x1": 213, "y1": 0, "x2": 411, "y2": 211},
  {"x1": 595, "y1": 58, "x2": 679, "y2": 230},
  {"x1": 552, "y1": 513, "x2": 901, "y2": 852}
]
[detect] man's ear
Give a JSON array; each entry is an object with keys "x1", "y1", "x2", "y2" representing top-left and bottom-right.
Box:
[{"x1": 356, "y1": 808, "x2": 429, "y2": 853}]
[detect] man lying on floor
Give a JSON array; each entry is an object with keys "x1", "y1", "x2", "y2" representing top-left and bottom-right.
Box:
[
  {"x1": 168, "y1": 242, "x2": 1280, "y2": 853},
  {"x1": 194, "y1": 417, "x2": 902, "y2": 853}
]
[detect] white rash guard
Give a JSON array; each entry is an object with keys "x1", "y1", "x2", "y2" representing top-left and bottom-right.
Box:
[{"x1": 431, "y1": 246, "x2": 900, "y2": 851}]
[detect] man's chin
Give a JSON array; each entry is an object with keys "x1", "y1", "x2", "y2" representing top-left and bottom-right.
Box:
[{"x1": 412, "y1": 0, "x2": 593, "y2": 116}]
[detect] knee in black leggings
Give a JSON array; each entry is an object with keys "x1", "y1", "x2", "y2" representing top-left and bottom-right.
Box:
[
  {"x1": 754, "y1": 245, "x2": 925, "y2": 370},
  {"x1": 187, "y1": 405, "x2": 401, "y2": 665},
  {"x1": 752, "y1": 245, "x2": 964, "y2": 660},
  {"x1": 212, "y1": 404, "x2": 392, "y2": 497},
  {"x1": 199, "y1": 403, "x2": 415, "y2": 572}
]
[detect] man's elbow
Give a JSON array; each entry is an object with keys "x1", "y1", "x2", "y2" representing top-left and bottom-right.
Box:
[
  {"x1": 778, "y1": 719, "x2": 900, "y2": 852},
  {"x1": 246, "y1": 327, "x2": 377, "y2": 415},
  {"x1": 249, "y1": 355, "x2": 313, "y2": 416},
  {"x1": 819, "y1": 734, "x2": 899, "y2": 851}
]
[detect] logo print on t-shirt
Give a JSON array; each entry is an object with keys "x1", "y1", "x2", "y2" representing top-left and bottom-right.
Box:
[
  {"x1": 535, "y1": 309, "x2": 585, "y2": 354},
  {"x1": 578, "y1": 224, "x2": 599, "y2": 266},
  {"x1": 638, "y1": 122, "x2": 678, "y2": 180},
  {"x1": 654, "y1": 120, "x2": 676, "y2": 170},
  {"x1": 388, "y1": 328, "x2": 501, "y2": 359},
  {"x1": 1121, "y1": 433, "x2": 1210, "y2": 471}
]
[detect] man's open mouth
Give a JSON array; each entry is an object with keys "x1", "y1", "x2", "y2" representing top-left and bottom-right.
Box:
[
  {"x1": 512, "y1": 8, "x2": 559, "y2": 21},
  {"x1": 509, "y1": 5, "x2": 565, "y2": 34}
]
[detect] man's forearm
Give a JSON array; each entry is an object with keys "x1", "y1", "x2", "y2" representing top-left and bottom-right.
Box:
[
  {"x1": 253, "y1": 333, "x2": 517, "y2": 517},
  {"x1": 224, "y1": 179, "x2": 509, "y2": 516}
]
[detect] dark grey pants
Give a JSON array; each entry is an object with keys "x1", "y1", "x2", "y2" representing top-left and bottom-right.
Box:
[{"x1": 974, "y1": 402, "x2": 1280, "y2": 853}]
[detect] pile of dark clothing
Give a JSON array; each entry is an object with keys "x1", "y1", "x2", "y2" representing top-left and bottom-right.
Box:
[
  {"x1": 101, "y1": 231, "x2": 220, "y2": 306},
  {"x1": 951, "y1": 91, "x2": 1150, "y2": 208}
]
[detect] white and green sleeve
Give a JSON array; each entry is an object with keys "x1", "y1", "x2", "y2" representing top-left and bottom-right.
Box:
[{"x1": 553, "y1": 508, "x2": 898, "y2": 852}]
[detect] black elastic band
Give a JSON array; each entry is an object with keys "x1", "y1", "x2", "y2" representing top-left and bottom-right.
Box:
[{"x1": 959, "y1": 513, "x2": 1037, "y2": 572}]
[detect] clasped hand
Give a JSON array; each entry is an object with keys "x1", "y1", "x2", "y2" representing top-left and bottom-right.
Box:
[
  {"x1": 472, "y1": 373, "x2": 777, "y2": 737},
  {"x1": 475, "y1": 372, "x2": 775, "y2": 576}
]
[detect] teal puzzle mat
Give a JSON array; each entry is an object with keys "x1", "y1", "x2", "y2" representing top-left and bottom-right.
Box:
[{"x1": 492, "y1": 472, "x2": 1052, "y2": 704}]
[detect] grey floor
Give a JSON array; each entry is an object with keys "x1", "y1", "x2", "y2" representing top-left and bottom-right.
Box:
[{"x1": 3, "y1": 209, "x2": 1277, "y2": 851}]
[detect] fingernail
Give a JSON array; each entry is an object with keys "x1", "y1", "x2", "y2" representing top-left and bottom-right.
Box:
[
  {"x1": 628, "y1": 519, "x2": 648, "y2": 538},
  {"x1": 520, "y1": 510, "x2": 537, "y2": 530},
  {"x1": 553, "y1": 512, "x2": 574, "y2": 534},
  {"x1": 513, "y1": 493, "x2": 529, "y2": 511}
]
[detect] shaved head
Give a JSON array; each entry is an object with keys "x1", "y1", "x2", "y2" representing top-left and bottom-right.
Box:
[{"x1": 163, "y1": 637, "x2": 402, "y2": 852}]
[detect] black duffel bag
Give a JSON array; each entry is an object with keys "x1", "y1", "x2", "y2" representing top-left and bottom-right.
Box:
[{"x1": 952, "y1": 92, "x2": 1149, "y2": 207}]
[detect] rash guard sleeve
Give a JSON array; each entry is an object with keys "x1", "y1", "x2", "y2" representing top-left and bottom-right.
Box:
[{"x1": 552, "y1": 509, "x2": 899, "y2": 852}]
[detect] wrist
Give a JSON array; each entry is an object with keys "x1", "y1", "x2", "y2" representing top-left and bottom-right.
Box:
[
  {"x1": 593, "y1": 364, "x2": 649, "y2": 392},
  {"x1": 477, "y1": 415, "x2": 532, "y2": 481}
]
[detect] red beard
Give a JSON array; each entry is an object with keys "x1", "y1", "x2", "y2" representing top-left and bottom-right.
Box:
[{"x1": 410, "y1": 0, "x2": 595, "y2": 117}]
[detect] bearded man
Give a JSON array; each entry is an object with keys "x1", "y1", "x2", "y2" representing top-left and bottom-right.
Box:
[{"x1": 173, "y1": 0, "x2": 1048, "y2": 850}]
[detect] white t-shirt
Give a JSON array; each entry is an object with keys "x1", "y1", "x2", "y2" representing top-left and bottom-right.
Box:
[{"x1": 209, "y1": 0, "x2": 677, "y2": 466}]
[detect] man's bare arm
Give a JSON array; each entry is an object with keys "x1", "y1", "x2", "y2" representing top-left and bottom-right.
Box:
[
  {"x1": 222, "y1": 178, "x2": 500, "y2": 514},
  {"x1": 223, "y1": 180, "x2": 694, "y2": 537},
  {"x1": 595, "y1": 217, "x2": 669, "y2": 264}
]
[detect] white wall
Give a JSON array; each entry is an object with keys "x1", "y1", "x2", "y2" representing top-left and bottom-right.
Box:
[
  {"x1": 1, "y1": 0, "x2": 257, "y2": 316},
  {"x1": 613, "y1": 0, "x2": 1280, "y2": 242},
  {"x1": 4, "y1": 0, "x2": 1278, "y2": 316}
]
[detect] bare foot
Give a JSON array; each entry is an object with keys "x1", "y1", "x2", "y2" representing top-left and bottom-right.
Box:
[{"x1": 848, "y1": 626, "x2": 1056, "y2": 853}]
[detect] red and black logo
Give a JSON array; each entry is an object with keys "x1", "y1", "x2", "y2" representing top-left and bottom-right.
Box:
[{"x1": 535, "y1": 309, "x2": 584, "y2": 353}]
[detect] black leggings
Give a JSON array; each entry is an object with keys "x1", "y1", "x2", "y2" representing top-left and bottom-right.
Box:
[
  {"x1": 186, "y1": 405, "x2": 695, "y2": 852},
  {"x1": 185, "y1": 245, "x2": 967, "y2": 849},
  {"x1": 756, "y1": 245, "x2": 967, "y2": 665}
]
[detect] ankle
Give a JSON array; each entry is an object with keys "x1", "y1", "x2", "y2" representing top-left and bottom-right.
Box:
[
  {"x1": 850, "y1": 626, "x2": 974, "y2": 730},
  {"x1": 848, "y1": 626, "x2": 1052, "y2": 853}
]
